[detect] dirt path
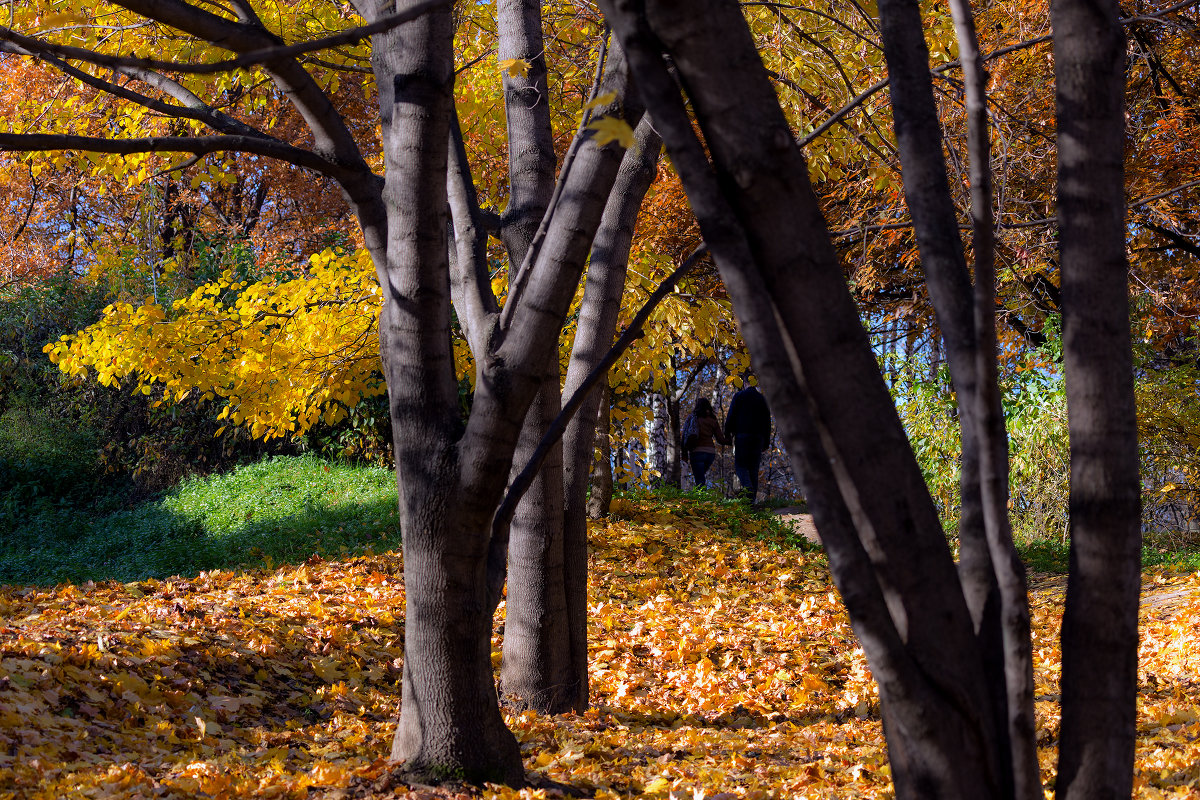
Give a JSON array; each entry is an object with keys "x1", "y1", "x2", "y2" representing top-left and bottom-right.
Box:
[{"x1": 770, "y1": 507, "x2": 820, "y2": 545}]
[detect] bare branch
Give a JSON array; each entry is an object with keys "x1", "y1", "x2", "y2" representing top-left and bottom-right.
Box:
[
  {"x1": 493, "y1": 244, "x2": 707, "y2": 536},
  {"x1": 829, "y1": 179, "x2": 1200, "y2": 238},
  {"x1": 0, "y1": 41, "x2": 274, "y2": 141},
  {"x1": 797, "y1": 0, "x2": 1195, "y2": 151},
  {"x1": 0, "y1": 0, "x2": 450, "y2": 75},
  {"x1": 0, "y1": 132, "x2": 332, "y2": 174}
]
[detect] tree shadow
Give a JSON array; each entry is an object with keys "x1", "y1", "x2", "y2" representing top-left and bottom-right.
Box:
[{"x1": 0, "y1": 491, "x2": 401, "y2": 586}]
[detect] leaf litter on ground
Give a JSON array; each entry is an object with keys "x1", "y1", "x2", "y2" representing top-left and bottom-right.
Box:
[{"x1": 1, "y1": 496, "x2": 1199, "y2": 798}]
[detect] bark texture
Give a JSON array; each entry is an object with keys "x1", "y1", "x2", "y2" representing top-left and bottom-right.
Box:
[
  {"x1": 371, "y1": 4, "x2": 522, "y2": 783},
  {"x1": 586, "y1": 384, "x2": 615, "y2": 519},
  {"x1": 1053, "y1": 0, "x2": 1142, "y2": 796}
]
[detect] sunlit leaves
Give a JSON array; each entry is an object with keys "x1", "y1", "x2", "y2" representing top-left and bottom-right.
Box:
[
  {"x1": 586, "y1": 117, "x2": 635, "y2": 149},
  {"x1": 45, "y1": 247, "x2": 386, "y2": 439},
  {"x1": 4, "y1": 497, "x2": 1200, "y2": 797}
]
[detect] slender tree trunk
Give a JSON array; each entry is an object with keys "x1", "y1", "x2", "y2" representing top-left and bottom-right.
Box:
[
  {"x1": 493, "y1": 43, "x2": 644, "y2": 712},
  {"x1": 587, "y1": 385, "x2": 615, "y2": 519},
  {"x1": 1053, "y1": 0, "x2": 1142, "y2": 796},
  {"x1": 664, "y1": 367, "x2": 682, "y2": 489},
  {"x1": 647, "y1": 390, "x2": 670, "y2": 483},
  {"x1": 948, "y1": 1, "x2": 1039, "y2": 794},
  {"x1": 560, "y1": 120, "x2": 661, "y2": 709},
  {"x1": 502, "y1": 362, "x2": 572, "y2": 711}
]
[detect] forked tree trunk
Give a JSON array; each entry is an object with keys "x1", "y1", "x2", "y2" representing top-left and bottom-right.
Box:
[
  {"x1": 595, "y1": 7, "x2": 1000, "y2": 792},
  {"x1": 371, "y1": 7, "x2": 523, "y2": 783},
  {"x1": 596, "y1": 0, "x2": 1137, "y2": 796},
  {"x1": 877, "y1": 0, "x2": 1038, "y2": 792},
  {"x1": 1053, "y1": 0, "x2": 1142, "y2": 795}
]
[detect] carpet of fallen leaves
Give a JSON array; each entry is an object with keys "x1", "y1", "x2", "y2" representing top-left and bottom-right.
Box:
[{"x1": 3, "y1": 497, "x2": 1200, "y2": 799}]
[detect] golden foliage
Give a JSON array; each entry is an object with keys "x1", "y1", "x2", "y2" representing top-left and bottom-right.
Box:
[{"x1": 2, "y1": 500, "x2": 1199, "y2": 798}]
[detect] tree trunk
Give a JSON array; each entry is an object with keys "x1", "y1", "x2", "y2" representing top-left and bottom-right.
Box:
[
  {"x1": 647, "y1": 390, "x2": 671, "y2": 483},
  {"x1": 390, "y1": 495, "x2": 523, "y2": 784},
  {"x1": 492, "y1": 42, "x2": 644, "y2": 712},
  {"x1": 501, "y1": 363, "x2": 572, "y2": 712},
  {"x1": 372, "y1": 5, "x2": 523, "y2": 783},
  {"x1": 878, "y1": 0, "x2": 1038, "y2": 790},
  {"x1": 561, "y1": 120, "x2": 661, "y2": 709},
  {"x1": 1053, "y1": 0, "x2": 1142, "y2": 796},
  {"x1": 587, "y1": 385, "x2": 615, "y2": 520}
]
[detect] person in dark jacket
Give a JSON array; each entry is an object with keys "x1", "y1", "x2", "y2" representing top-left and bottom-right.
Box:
[
  {"x1": 684, "y1": 397, "x2": 728, "y2": 488},
  {"x1": 724, "y1": 383, "x2": 771, "y2": 501}
]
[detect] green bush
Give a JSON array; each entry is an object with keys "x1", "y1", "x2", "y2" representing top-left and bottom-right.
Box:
[
  {"x1": 0, "y1": 404, "x2": 104, "y2": 511},
  {"x1": 890, "y1": 357, "x2": 1070, "y2": 547}
]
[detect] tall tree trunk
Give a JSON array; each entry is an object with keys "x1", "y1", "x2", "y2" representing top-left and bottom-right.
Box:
[
  {"x1": 948, "y1": 1, "x2": 1038, "y2": 794},
  {"x1": 1053, "y1": 0, "x2": 1142, "y2": 796},
  {"x1": 665, "y1": 392, "x2": 681, "y2": 488},
  {"x1": 561, "y1": 120, "x2": 662, "y2": 710},
  {"x1": 372, "y1": 6, "x2": 523, "y2": 783},
  {"x1": 501, "y1": 362, "x2": 572, "y2": 711},
  {"x1": 877, "y1": 0, "x2": 1038, "y2": 791},
  {"x1": 492, "y1": 43, "x2": 644, "y2": 712}
]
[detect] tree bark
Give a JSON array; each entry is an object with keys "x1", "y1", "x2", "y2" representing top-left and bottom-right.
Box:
[
  {"x1": 371, "y1": 4, "x2": 523, "y2": 783},
  {"x1": 597, "y1": 0, "x2": 1003, "y2": 795},
  {"x1": 501, "y1": 359, "x2": 572, "y2": 711},
  {"x1": 1053, "y1": 0, "x2": 1142, "y2": 796},
  {"x1": 561, "y1": 118, "x2": 661, "y2": 710},
  {"x1": 586, "y1": 384, "x2": 615, "y2": 520}
]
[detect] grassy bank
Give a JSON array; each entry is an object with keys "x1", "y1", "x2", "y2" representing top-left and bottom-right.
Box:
[{"x1": 0, "y1": 455, "x2": 400, "y2": 586}]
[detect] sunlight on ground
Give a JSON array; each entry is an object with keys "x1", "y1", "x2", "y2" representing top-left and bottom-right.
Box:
[{"x1": 1, "y1": 498, "x2": 1199, "y2": 798}]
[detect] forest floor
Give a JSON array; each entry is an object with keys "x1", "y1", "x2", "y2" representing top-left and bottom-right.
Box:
[{"x1": 2, "y1": 495, "x2": 1200, "y2": 799}]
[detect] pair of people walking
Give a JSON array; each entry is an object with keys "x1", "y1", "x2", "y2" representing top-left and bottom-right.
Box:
[{"x1": 681, "y1": 385, "x2": 772, "y2": 501}]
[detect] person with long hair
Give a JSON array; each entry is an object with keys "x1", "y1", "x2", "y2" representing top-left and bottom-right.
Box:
[{"x1": 683, "y1": 397, "x2": 728, "y2": 488}]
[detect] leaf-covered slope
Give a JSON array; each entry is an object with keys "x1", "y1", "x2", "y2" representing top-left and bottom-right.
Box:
[{"x1": 1, "y1": 498, "x2": 1198, "y2": 798}]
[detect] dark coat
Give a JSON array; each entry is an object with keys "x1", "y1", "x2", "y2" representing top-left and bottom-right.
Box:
[{"x1": 724, "y1": 386, "x2": 771, "y2": 451}]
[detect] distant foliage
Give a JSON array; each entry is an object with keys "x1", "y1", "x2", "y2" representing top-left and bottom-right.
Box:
[
  {"x1": 1138, "y1": 363, "x2": 1200, "y2": 537},
  {"x1": 891, "y1": 356, "x2": 1070, "y2": 545}
]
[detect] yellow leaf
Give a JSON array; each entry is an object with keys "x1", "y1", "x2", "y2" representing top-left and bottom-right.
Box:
[
  {"x1": 312, "y1": 657, "x2": 343, "y2": 684},
  {"x1": 499, "y1": 58, "x2": 531, "y2": 79},
  {"x1": 587, "y1": 117, "x2": 635, "y2": 148},
  {"x1": 643, "y1": 776, "x2": 673, "y2": 794},
  {"x1": 583, "y1": 90, "x2": 617, "y2": 111}
]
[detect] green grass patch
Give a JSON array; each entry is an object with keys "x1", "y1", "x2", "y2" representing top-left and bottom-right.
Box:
[
  {"x1": 0, "y1": 455, "x2": 400, "y2": 586},
  {"x1": 1016, "y1": 531, "x2": 1200, "y2": 575}
]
